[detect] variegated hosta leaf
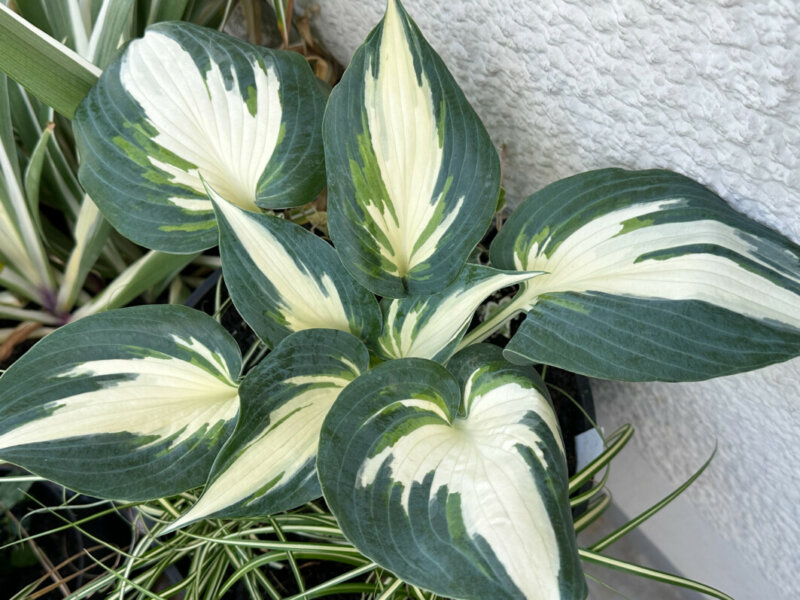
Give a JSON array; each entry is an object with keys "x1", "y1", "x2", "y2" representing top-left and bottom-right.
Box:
[
  {"x1": 323, "y1": 0, "x2": 500, "y2": 297},
  {"x1": 73, "y1": 21, "x2": 326, "y2": 253},
  {"x1": 318, "y1": 345, "x2": 586, "y2": 600},
  {"x1": 0, "y1": 305, "x2": 241, "y2": 500},
  {"x1": 491, "y1": 169, "x2": 800, "y2": 381},
  {"x1": 165, "y1": 329, "x2": 368, "y2": 532},
  {"x1": 210, "y1": 185, "x2": 381, "y2": 348},
  {"x1": 377, "y1": 263, "x2": 541, "y2": 362}
]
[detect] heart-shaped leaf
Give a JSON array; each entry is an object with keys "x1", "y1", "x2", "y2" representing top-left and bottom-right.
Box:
[
  {"x1": 210, "y1": 185, "x2": 381, "y2": 348},
  {"x1": 318, "y1": 345, "x2": 586, "y2": 600},
  {"x1": 73, "y1": 22, "x2": 326, "y2": 253},
  {"x1": 491, "y1": 169, "x2": 800, "y2": 381},
  {"x1": 165, "y1": 329, "x2": 368, "y2": 532},
  {"x1": 323, "y1": 0, "x2": 500, "y2": 297},
  {"x1": 0, "y1": 305, "x2": 241, "y2": 501}
]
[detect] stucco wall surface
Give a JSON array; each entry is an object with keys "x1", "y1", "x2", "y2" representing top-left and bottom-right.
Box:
[{"x1": 298, "y1": 0, "x2": 800, "y2": 597}]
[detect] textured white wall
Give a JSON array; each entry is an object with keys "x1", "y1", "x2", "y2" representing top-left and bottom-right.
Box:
[{"x1": 299, "y1": 0, "x2": 800, "y2": 597}]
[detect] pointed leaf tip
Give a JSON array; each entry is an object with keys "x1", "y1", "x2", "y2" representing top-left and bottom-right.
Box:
[
  {"x1": 324, "y1": 0, "x2": 500, "y2": 297},
  {"x1": 208, "y1": 184, "x2": 381, "y2": 348},
  {"x1": 167, "y1": 329, "x2": 369, "y2": 531}
]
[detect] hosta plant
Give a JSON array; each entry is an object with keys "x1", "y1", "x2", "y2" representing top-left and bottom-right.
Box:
[{"x1": 1, "y1": 1, "x2": 800, "y2": 599}]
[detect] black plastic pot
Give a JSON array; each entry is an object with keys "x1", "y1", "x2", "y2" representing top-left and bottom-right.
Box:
[
  {"x1": 542, "y1": 367, "x2": 597, "y2": 476},
  {"x1": 184, "y1": 268, "x2": 259, "y2": 357}
]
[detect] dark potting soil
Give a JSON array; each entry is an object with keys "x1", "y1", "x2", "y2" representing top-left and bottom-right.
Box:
[
  {"x1": 0, "y1": 337, "x2": 37, "y2": 373},
  {"x1": 0, "y1": 470, "x2": 133, "y2": 600},
  {"x1": 184, "y1": 268, "x2": 260, "y2": 359}
]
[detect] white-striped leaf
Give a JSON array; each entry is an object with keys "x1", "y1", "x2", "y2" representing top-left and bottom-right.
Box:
[
  {"x1": 166, "y1": 329, "x2": 368, "y2": 532},
  {"x1": 318, "y1": 345, "x2": 586, "y2": 600},
  {"x1": 323, "y1": 0, "x2": 500, "y2": 297},
  {"x1": 73, "y1": 21, "x2": 326, "y2": 253},
  {"x1": 210, "y1": 185, "x2": 382, "y2": 348},
  {"x1": 0, "y1": 305, "x2": 241, "y2": 500},
  {"x1": 491, "y1": 169, "x2": 800, "y2": 381},
  {"x1": 55, "y1": 195, "x2": 111, "y2": 312},
  {"x1": 266, "y1": 0, "x2": 293, "y2": 46},
  {"x1": 377, "y1": 264, "x2": 541, "y2": 362},
  {"x1": 0, "y1": 74, "x2": 54, "y2": 295}
]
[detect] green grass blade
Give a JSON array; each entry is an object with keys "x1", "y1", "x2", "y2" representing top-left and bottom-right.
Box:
[
  {"x1": 22, "y1": 120, "x2": 53, "y2": 233},
  {"x1": 0, "y1": 73, "x2": 21, "y2": 182},
  {"x1": 266, "y1": 0, "x2": 293, "y2": 46},
  {"x1": 71, "y1": 250, "x2": 195, "y2": 318},
  {"x1": 270, "y1": 516, "x2": 306, "y2": 594},
  {"x1": 217, "y1": 551, "x2": 284, "y2": 599},
  {"x1": 175, "y1": 531, "x2": 368, "y2": 555},
  {"x1": 0, "y1": 252, "x2": 34, "y2": 302},
  {"x1": 146, "y1": 0, "x2": 190, "y2": 25},
  {"x1": 22, "y1": 0, "x2": 91, "y2": 56},
  {"x1": 569, "y1": 466, "x2": 609, "y2": 507},
  {"x1": 0, "y1": 77, "x2": 42, "y2": 292},
  {"x1": 584, "y1": 573, "x2": 634, "y2": 600},
  {"x1": 61, "y1": 0, "x2": 91, "y2": 56},
  {"x1": 0, "y1": 97, "x2": 54, "y2": 293},
  {"x1": 578, "y1": 549, "x2": 734, "y2": 600},
  {"x1": 10, "y1": 85, "x2": 82, "y2": 216},
  {"x1": 185, "y1": 0, "x2": 229, "y2": 28},
  {"x1": 83, "y1": 550, "x2": 165, "y2": 600},
  {"x1": 56, "y1": 195, "x2": 111, "y2": 312},
  {"x1": 0, "y1": 4, "x2": 100, "y2": 118},
  {"x1": 569, "y1": 424, "x2": 634, "y2": 493},
  {"x1": 377, "y1": 579, "x2": 405, "y2": 600},
  {"x1": 283, "y1": 562, "x2": 379, "y2": 600},
  {"x1": 0, "y1": 305, "x2": 59, "y2": 324},
  {"x1": 87, "y1": 0, "x2": 136, "y2": 68},
  {"x1": 573, "y1": 491, "x2": 612, "y2": 533},
  {"x1": 589, "y1": 445, "x2": 716, "y2": 553},
  {"x1": 11, "y1": 0, "x2": 51, "y2": 37}
]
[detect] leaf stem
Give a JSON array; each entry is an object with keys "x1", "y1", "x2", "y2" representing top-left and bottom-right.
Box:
[{"x1": 457, "y1": 290, "x2": 532, "y2": 349}]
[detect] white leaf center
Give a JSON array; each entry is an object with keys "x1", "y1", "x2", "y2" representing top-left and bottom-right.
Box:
[{"x1": 121, "y1": 31, "x2": 282, "y2": 211}]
